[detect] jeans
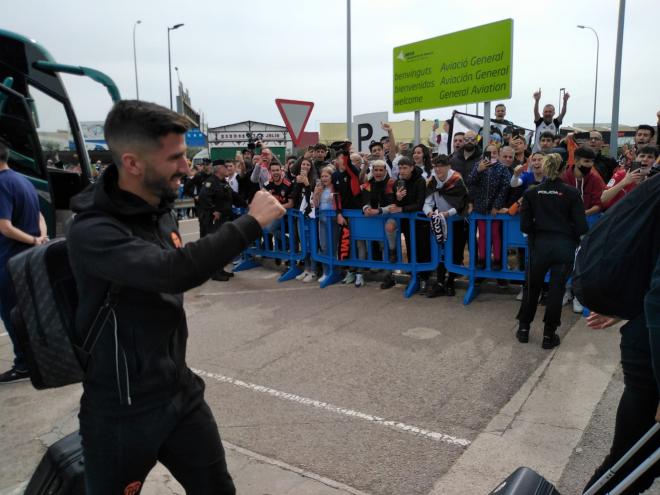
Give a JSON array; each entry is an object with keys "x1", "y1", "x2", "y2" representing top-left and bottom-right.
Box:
[
  {"x1": 0, "y1": 263, "x2": 25, "y2": 371},
  {"x1": 79, "y1": 394, "x2": 235, "y2": 494},
  {"x1": 584, "y1": 315, "x2": 660, "y2": 494}
]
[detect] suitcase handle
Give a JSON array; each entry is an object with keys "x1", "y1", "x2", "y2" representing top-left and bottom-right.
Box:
[{"x1": 583, "y1": 422, "x2": 660, "y2": 495}]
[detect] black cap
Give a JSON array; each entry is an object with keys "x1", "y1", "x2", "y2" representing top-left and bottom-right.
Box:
[{"x1": 202, "y1": 158, "x2": 212, "y2": 165}]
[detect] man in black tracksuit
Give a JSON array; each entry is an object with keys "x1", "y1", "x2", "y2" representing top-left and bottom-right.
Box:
[
  {"x1": 67, "y1": 100, "x2": 285, "y2": 494},
  {"x1": 385, "y1": 157, "x2": 429, "y2": 291},
  {"x1": 516, "y1": 153, "x2": 588, "y2": 349}
]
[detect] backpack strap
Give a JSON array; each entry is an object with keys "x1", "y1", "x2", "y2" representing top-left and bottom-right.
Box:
[{"x1": 75, "y1": 283, "x2": 120, "y2": 370}]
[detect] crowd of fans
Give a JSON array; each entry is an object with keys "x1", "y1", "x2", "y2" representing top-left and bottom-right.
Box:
[{"x1": 180, "y1": 95, "x2": 659, "y2": 307}]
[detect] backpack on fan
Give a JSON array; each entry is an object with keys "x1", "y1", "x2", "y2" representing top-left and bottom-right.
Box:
[
  {"x1": 7, "y1": 238, "x2": 116, "y2": 390},
  {"x1": 573, "y1": 175, "x2": 660, "y2": 320}
]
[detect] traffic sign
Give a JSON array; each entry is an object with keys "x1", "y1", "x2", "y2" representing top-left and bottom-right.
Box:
[{"x1": 275, "y1": 98, "x2": 314, "y2": 146}]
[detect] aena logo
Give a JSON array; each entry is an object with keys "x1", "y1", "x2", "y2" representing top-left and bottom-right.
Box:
[{"x1": 397, "y1": 51, "x2": 406, "y2": 61}]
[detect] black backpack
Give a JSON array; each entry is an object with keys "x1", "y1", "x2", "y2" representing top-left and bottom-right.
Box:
[
  {"x1": 573, "y1": 175, "x2": 660, "y2": 320},
  {"x1": 7, "y1": 239, "x2": 117, "y2": 389}
]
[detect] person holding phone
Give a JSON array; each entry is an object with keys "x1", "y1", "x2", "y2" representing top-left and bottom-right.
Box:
[
  {"x1": 602, "y1": 145, "x2": 657, "y2": 210},
  {"x1": 291, "y1": 158, "x2": 319, "y2": 282},
  {"x1": 313, "y1": 166, "x2": 339, "y2": 284},
  {"x1": 467, "y1": 144, "x2": 510, "y2": 271}
]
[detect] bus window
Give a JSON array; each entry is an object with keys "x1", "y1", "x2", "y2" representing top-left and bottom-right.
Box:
[
  {"x1": 27, "y1": 84, "x2": 84, "y2": 175},
  {"x1": 0, "y1": 86, "x2": 42, "y2": 180}
]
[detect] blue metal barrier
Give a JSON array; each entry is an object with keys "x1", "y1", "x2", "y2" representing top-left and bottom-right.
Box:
[
  {"x1": 233, "y1": 209, "x2": 306, "y2": 282},
  {"x1": 309, "y1": 209, "x2": 441, "y2": 297},
  {"x1": 444, "y1": 214, "x2": 528, "y2": 305}
]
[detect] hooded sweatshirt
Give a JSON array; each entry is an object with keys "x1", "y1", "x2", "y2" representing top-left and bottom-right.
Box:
[
  {"x1": 395, "y1": 166, "x2": 426, "y2": 213},
  {"x1": 561, "y1": 165, "x2": 605, "y2": 211},
  {"x1": 68, "y1": 165, "x2": 262, "y2": 415}
]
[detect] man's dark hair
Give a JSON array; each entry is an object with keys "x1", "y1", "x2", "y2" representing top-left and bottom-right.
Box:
[
  {"x1": 212, "y1": 159, "x2": 225, "y2": 166},
  {"x1": 398, "y1": 157, "x2": 413, "y2": 167},
  {"x1": 574, "y1": 146, "x2": 596, "y2": 160},
  {"x1": 313, "y1": 143, "x2": 328, "y2": 151},
  {"x1": 637, "y1": 145, "x2": 658, "y2": 158},
  {"x1": 540, "y1": 131, "x2": 555, "y2": 140},
  {"x1": 637, "y1": 124, "x2": 655, "y2": 138},
  {"x1": 104, "y1": 100, "x2": 190, "y2": 165},
  {"x1": 0, "y1": 138, "x2": 9, "y2": 163},
  {"x1": 432, "y1": 154, "x2": 450, "y2": 166},
  {"x1": 495, "y1": 104, "x2": 506, "y2": 109},
  {"x1": 453, "y1": 131, "x2": 465, "y2": 138},
  {"x1": 268, "y1": 162, "x2": 281, "y2": 170},
  {"x1": 368, "y1": 141, "x2": 383, "y2": 151}
]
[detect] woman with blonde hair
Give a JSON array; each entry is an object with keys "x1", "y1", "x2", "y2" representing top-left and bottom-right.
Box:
[{"x1": 516, "y1": 153, "x2": 588, "y2": 349}]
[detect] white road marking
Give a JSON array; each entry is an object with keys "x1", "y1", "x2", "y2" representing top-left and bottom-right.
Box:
[
  {"x1": 223, "y1": 441, "x2": 371, "y2": 495},
  {"x1": 0, "y1": 333, "x2": 7, "y2": 337},
  {"x1": 196, "y1": 286, "x2": 333, "y2": 296},
  {"x1": 192, "y1": 368, "x2": 471, "y2": 447}
]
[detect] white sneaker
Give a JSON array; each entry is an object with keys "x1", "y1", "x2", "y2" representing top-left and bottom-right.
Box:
[
  {"x1": 342, "y1": 272, "x2": 356, "y2": 284},
  {"x1": 573, "y1": 298, "x2": 584, "y2": 314},
  {"x1": 562, "y1": 290, "x2": 573, "y2": 306},
  {"x1": 355, "y1": 274, "x2": 365, "y2": 287},
  {"x1": 302, "y1": 273, "x2": 317, "y2": 283},
  {"x1": 319, "y1": 274, "x2": 329, "y2": 284},
  {"x1": 296, "y1": 271, "x2": 308, "y2": 281},
  {"x1": 516, "y1": 287, "x2": 524, "y2": 301}
]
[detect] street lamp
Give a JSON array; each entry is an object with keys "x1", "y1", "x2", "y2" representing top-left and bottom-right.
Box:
[
  {"x1": 133, "y1": 20, "x2": 142, "y2": 100},
  {"x1": 167, "y1": 23, "x2": 184, "y2": 110},
  {"x1": 578, "y1": 25, "x2": 600, "y2": 129}
]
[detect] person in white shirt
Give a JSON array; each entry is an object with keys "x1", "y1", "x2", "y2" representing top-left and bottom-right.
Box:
[{"x1": 428, "y1": 119, "x2": 449, "y2": 155}]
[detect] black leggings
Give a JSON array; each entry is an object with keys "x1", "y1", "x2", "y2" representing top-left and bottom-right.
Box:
[
  {"x1": 80, "y1": 396, "x2": 235, "y2": 494},
  {"x1": 584, "y1": 316, "x2": 660, "y2": 494}
]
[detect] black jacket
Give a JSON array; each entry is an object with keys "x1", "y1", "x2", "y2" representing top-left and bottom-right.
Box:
[
  {"x1": 395, "y1": 166, "x2": 426, "y2": 213},
  {"x1": 68, "y1": 165, "x2": 262, "y2": 414},
  {"x1": 520, "y1": 178, "x2": 588, "y2": 244},
  {"x1": 183, "y1": 171, "x2": 210, "y2": 198},
  {"x1": 198, "y1": 175, "x2": 246, "y2": 216},
  {"x1": 594, "y1": 152, "x2": 618, "y2": 183}
]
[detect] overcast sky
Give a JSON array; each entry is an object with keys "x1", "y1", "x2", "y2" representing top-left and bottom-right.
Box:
[{"x1": 6, "y1": 0, "x2": 659, "y2": 132}]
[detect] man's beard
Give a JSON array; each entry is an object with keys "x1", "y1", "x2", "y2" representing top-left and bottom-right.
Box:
[
  {"x1": 144, "y1": 166, "x2": 181, "y2": 204},
  {"x1": 464, "y1": 143, "x2": 475, "y2": 152}
]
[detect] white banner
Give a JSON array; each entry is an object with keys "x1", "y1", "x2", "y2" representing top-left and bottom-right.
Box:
[{"x1": 448, "y1": 112, "x2": 533, "y2": 154}]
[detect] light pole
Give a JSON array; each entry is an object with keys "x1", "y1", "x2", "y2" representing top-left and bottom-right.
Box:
[
  {"x1": 133, "y1": 20, "x2": 142, "y2": 100},
  {"x1": 578, "y1": 25, "x2": 599, "y2": 129},
  {"x1": 167, "y1": 23, "x2": 184, "y2": 110},
  {"x1": 346, "y1": 0, "x2": 351, "y2": 140}
]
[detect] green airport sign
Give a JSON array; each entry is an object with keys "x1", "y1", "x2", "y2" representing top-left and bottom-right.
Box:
[{"x1": 393, "y1": 19, "x2": 513, "y2": 113}]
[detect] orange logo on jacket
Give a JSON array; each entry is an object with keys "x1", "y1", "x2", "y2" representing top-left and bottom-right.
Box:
[
  {"x1": 124, "y1": 481, "x2": 142, "y2": 495},
  {"x1": 170, "y1": 231, "x2": 183, "y2": 248}
]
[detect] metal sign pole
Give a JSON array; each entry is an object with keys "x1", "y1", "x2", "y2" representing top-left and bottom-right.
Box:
[
  {"x1": 610, "y1": 0, "x2": 626, "y2": 158},
  {"x1": 414, "y1": 111, "x2": 420, "y2": 145},
  {"x1": 483, "y1": 102, "x2": 491, "y2": 150}
]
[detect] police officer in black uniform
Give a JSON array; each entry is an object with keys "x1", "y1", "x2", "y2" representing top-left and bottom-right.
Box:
[
  {"x1": 198, "y1": 160, "x2": 247, "y2": 280},
  {"x1": 516, "y1": 153, "x2": 588, "y2": 348},
  {"x1": 184, "y1": 158, "x2": 212, "y2": 232}
]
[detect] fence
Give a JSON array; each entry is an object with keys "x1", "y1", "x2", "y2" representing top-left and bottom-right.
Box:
[{"x1": 227, "y1": 208, "x2": 603, "y2": 304}]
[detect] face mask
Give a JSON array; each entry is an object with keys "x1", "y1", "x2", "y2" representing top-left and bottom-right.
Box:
[{"x1": 578, "y1": 166, "x2": 591, "y2": 176}]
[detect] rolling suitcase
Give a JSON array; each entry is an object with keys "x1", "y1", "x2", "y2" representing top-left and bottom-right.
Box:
[
  {"x1": 25, "y1": 430, "x2": 85, "y2": 494},
  {"x1": 489, "y1": 423, "x2": 660, "y2": 495}
]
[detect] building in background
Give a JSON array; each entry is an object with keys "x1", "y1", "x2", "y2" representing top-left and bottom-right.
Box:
[
  {"x1": 177, "y1": 81, "x2": 207, "y2": 148},
  {"x1": 208, "y1": 121, "x2": 292, "y2": 163}
]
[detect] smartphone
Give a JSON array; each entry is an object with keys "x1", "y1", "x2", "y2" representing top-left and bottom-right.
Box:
[
  {"x1": 574, "y1": 131, "x2": 590, "y2": 141},
  {"x1": 483, "y1": 150, "x2": 492, "y2": 161},
  {"x1": 396, "y1": 180, "x2": 406, "y2": 190},
  {"x1": 434, "y1": 119, "x2": 440, "y2": 127},
  {"x1": 630, "y1": 161, "x2": 642, "y2": 172}
]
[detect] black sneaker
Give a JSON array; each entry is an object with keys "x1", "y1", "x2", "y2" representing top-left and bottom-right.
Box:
[
  {"x1": 516, "y1": 328, "x2": 530, "y2": 343},
  {"x1": 0, "y1": 367, "x2": 30, "y2": 384},
  {"x1": 221, "y1": 270, "x2": 234, "y2": 278},
  {"x1": 211, "y1": 272, "x2": 230, "y2": 282},
  {"x1": 542, "y1": 334, "x2": 560, "y2": 349},
  {"x1": 417, "y1": 279, "x2": 428, "y2": 295},
  {"x1": 446, "y1": 286, "x2": 456, "y2": 297},
  {"x1": 380, "y1": 275, "x2": 395, "y2": 290}
]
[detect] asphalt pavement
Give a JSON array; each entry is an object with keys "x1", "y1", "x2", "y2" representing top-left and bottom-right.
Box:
[{"x1": 1, "y1": 219, "x2": 656, "y2": 494}]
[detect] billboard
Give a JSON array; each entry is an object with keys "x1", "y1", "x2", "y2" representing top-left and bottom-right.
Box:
[{"x1": 393, "y1": 19, "x2": 513, "y2": 113}]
